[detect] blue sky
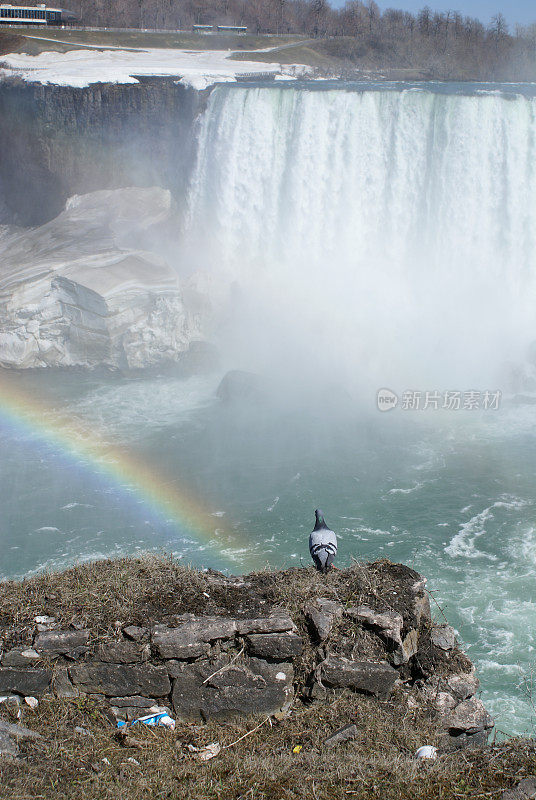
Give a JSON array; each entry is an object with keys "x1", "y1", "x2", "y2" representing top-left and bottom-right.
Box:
[{"x1": 330, "y1": 0, "x2": 535, "y2": 28}]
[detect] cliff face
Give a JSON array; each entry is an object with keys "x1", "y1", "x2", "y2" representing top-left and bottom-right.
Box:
[{"x1": 0, "y1": 77, "x2": 201, "y2": 227}]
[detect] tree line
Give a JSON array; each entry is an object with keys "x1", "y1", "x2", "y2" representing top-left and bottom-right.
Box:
[{"x1": 47, "y1": 0, "x2": 536, "y2": 80}]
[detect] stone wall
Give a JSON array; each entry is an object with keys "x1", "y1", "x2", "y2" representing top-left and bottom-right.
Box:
[{"x1": 0, "y1": 567, "x2": 493, "y2": 749}]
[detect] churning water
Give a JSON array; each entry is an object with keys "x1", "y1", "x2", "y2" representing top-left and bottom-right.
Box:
[{"x1": 2, "y1": 82, "x2": 536, "y2": 736}]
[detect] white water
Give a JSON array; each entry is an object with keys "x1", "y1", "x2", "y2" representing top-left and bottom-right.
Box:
[{"x1": 185, "y1": 85, "x2": 536, "y2": 396}]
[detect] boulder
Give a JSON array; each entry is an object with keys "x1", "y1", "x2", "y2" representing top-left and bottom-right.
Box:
[
  {"x1": 446, "y1": 673, "x2": 479, "y2": 701},
  {"x1": 247, "y1": 632, "x2": 303, "y2": 660},
  {"x1": 96, "y1": 642, "x2": 149, "y2": 664},
  {"x1": 69, "y1": 663, "x2": 170, "y2": 697},
  {"x1": 320, "y1": 656, "x2": 399, "y2": 698},
  {"x1": 171, "y1": 656, "x2": 293, "y2": 720},
  {"x1": 123, "y1": 626, "x2": 149, "y2": 643},
  {"x1": 34, "y1": 630, "x2": 89, "y2": 658},
  {"x1": 305, "y1": 599, "x2": 343, "y2": 642},
  {"x1": 216, "y1": 371, "x2": 263, "y2": 404},
  {"x1": 236, "y1": 613, "x2": 296, "y2": 636},
  {"x1": 346, "y1": 606, "x2": 416, "y2": 665},
  {"x1": 152, "y1": 618, "x2": 239, "y2": 660},
  {"x1": 431, "y1": 625, "x2": 456, "y2": 651},
  {"x1": 0, "y1": 668, "x2": 52, "y2": 697},
  {"x1": 502, "y1": 777, "x2": 536, "y2": 800},
  {"x1": 1, "y1": 648, "x2": 41, "y2": 667},
  {"x1": 52, "y1": 668, "x2": 79, "y2": 699},
  {"x1": 443, "y1": 698, "x2": 494, "y2": 735}
]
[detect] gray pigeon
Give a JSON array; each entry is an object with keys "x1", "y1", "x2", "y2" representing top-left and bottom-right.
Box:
[{"x1": 309, "y1": 509, "x2": 337, "y2": 573}]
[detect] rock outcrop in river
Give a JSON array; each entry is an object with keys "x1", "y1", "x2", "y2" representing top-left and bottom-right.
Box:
[{"x1": 0, "y1": 187, "x2": 201, "y2": 370}]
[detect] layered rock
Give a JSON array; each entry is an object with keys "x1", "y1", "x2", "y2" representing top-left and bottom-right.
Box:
[
  {"x1": 0, "y1": 78, "x2": 200, "y2": 227},
  {"x1": 0, "y1": 187, "x2": 202, "y2": 370}
]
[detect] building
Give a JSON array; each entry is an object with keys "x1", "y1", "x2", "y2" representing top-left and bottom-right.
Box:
[{"x1": 0, "y1": 4, "x2": 77, "y2": 25}]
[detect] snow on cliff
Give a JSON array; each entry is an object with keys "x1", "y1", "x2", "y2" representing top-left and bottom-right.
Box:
[{"x1": 0, "y1": 47, "x2": 305, "y2": 89}]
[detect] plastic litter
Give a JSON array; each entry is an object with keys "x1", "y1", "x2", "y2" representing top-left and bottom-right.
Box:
[
  {"x1": 117, "y1": 712, "x2": 175, "y2": 731},
  {"x1": 24, "y1": 697, "x2": 38, "y2": 710},
  {"x1": 34, "y1": 615, "x2": 55, "y2": 625},
  {"x1": 292, "y1": 744, "x2": 303, "y2": 754},
  {"x1": 415, "y1": 745, "x2": 438, "y2": 760},
  {"x1": 196, "y1": 742, "x2": 221, "y2": 761}
]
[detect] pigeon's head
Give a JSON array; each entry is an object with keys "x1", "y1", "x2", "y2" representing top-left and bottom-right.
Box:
[{"x1": 315, "y1": 509, "x2": 326, "y2": 527}]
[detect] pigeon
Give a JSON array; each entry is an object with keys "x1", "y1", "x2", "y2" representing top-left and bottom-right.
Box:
[{"x1": 309, "y1": 509, "x2": 337, "y2": 573}]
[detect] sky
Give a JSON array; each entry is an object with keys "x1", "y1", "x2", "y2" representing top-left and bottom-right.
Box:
[{"x1": 330, "y1": 0, "x2": 535, "y2": 28}]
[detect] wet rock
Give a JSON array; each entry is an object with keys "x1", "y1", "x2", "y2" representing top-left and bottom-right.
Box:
[
  {"x1": 34, "y1": 629, "x2": 89, "y2": 658},
  {"x1": 1, "y1": 648, "x2": 41, "y2": 667},
  {"x1": 502, "y1": 776, "x2": 536, "y2": 800},
  {"x1": 305, "y1": 599, "x2": 343, "y2": 642},
  {"x1": 96, "y1": 642, "x2": 149, "y2": 664},
  {"x1": 216, "y1": 371, "x2": 263, "y2": 404},
  {"x1": 443, "y1": 697, "x2": 494, "y2": 735},
  {"x1": 247, "y1": 632, "x2": 303, "y2": 660},
  {"x1": 69, "y1": 663, "x2": 170, "y2": 697},
  {"x1": 323, "y1": 724, "x2": 359, "y2": 748},
  {"x1": 123, "y1": 626, "x2": 149, "y2": 642},
  {"x1": 171, "y1": 656, "x2": 293, "y2": 720},
  {"x1": 320, "y1": 656, "x2": 399, "y2": 698},
  {"x1": 0, "y1": 667, "x2": 52, "y2": 697},
  {"x1": 431, "y1": 624, "x2": 456, "y2": 651},
  {"x1": 152, "y1": 618, "x2": 237, "y2": 659},
  {"x1": 52, "y1": 668, "x2": 79, "y2": 698}
]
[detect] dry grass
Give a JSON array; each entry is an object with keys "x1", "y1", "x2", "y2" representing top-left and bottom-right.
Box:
[
  {"x1": 0, "y1": 555, "x2": 423, "y2": 631},
  {"x1": 1, "y1": 556, "x2": 533, "y2": 798},
  {"x1": 0, "y1": 28, "x2": 299, "y2": 56},
  {"x1": 1, "y1": 690, "x2": 535, "y2": 800}
]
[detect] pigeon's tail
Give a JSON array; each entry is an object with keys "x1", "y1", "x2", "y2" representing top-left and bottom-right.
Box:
[{"x1": 310, "y1": 542, "x2": 337, "y2": 573}]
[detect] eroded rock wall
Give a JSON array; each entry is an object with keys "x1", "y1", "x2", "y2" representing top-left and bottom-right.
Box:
[{"x1": 0, "y1": 77, "x2": 201, "y2": 227}]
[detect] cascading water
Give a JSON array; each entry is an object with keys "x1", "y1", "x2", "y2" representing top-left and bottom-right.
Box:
[{"x1": 184, "y1": 84, "x2": 536, "y2": 395}]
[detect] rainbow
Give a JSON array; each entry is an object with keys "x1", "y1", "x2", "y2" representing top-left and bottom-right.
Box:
[{"x1": 0, "y1": 373, "x2": 249, "y2": 569}]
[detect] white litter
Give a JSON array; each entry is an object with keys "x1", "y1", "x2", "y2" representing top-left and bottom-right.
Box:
[{"x1": 415, "y1": 745, "x2": 438, "y2": 760}]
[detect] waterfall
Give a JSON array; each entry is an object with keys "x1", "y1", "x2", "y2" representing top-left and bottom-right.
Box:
[{"x1": 184, "y1": 85, "x2": 536, "y2": 395}]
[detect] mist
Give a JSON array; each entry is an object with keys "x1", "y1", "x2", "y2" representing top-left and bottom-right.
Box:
[{"x1": 177, "y1": 84, "x2": 536, "y2": 412}]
